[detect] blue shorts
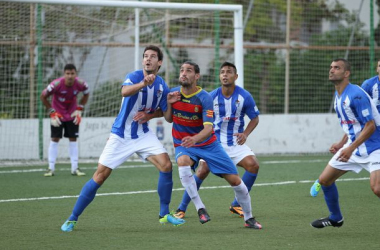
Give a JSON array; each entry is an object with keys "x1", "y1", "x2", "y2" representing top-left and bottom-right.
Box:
[{"x1": 175, "y1": 142, "x2": 238, "y2": 177}]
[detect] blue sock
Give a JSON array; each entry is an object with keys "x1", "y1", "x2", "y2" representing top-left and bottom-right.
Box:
[
  {"x1": 158, "y1": 171, "x2": 173, "y2": 217},
  {"x1": 231, "y1": 171, "x2": 257, "y2": 206},
  {"x1": 68, "y1": 179, "x2": 101, "y2": 221},
  {"x1": 178, "y1": 175, "x2": 203, "y2": 212},
  {"x1": 322, "y1": 182, "x2": 343, "y2": 222}
]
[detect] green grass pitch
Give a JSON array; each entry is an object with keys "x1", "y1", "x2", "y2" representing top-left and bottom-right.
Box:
[{"x1": 0, "y1": 154, "x2": 379, "y2": 250}]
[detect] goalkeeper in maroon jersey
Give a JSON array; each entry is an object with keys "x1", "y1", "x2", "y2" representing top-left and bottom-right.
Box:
[{"x1": 40, "y1": 63, "x2": 89, "y2": 177}]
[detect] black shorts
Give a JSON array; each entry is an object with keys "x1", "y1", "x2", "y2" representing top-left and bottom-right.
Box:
[{"x1": 51, "y1": 121, "x2": 79, "y2": 138}]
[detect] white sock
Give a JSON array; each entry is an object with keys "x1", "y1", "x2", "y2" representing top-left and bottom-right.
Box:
[
  {"x1": 233, "y1": 182, "x2": 253, "y2": 221},
  {"x1": 48, "y1": 141, "x2": 58, "y2": 172},
  {"x1": 178, "y1": 166, "x2": 205, "y2": 211},
  {"x1": 69, "y1": 141, "x2": 78, "y2": 173}
]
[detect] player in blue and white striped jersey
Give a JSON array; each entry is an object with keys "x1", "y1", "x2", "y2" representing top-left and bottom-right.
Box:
[
  {"x1": 61, "y1": 45, "x2": 184, "y2": 232},
  {"x1": 311, "y1": 58, "x2": 380, "y2": 229},
  {"x1": 361, "y1": 60, "x2": 380, "y2": 113},
  {"x1": 174, "y1": 62, "x2": 261, "y2": 220}
]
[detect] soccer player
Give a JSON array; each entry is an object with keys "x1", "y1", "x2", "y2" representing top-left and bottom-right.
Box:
[
  {"x1": 173, "y1": 62, "x2": 260, "y2": 219},
  {"x1": 361, "y1": 59, "x2": 380, "y2": 113},
  {"x1": 310, "y1": 59, "x2": 380, "y2": 197},
  {"x1": 61, "y1": 45, "x2": 185, "y2": 232},
  {"x1": 166, "y1": 61, "x2": 262, "y2": 229},
  {"x1": 310, "y1": 58, "x2": 380, "y2": 229},
  {"x1": 40, "y1": 64, "x2": 89, "y2": 177}
]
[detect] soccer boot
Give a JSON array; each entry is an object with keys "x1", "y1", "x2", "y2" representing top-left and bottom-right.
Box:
[
  {"x1": 44, "y1": 170, "x2": 54, "y2": 177},
  {"x1": 198, "y1": 208, "x2": 211, "y2": 224},
  {"x1": 310, "y1": 179, "x2": 321, "y2": 197},
  {"x1": 311, "y1": 217, "x2": 344, "y2": 229},
  {"x1": 72, "y1": 168, "x2": 86, "y2": 176},
  {"x1": 159, "y1": 214, "x2": 185, "y2": 226},
  {"x1": 61, "y1": 220, "x2": 77, "y2": 232},
  {"x1": 173, "y1": 209, "x2": 186, "y2": 219},
  {"x1": 229, "y1": 205, "x2": 244, "y2": 217},
  {"x1": 245, "y1": 217, "x2": 263, "y2": 229}
]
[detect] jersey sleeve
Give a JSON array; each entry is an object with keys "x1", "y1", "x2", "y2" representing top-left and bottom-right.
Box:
[
  {"x1": 351, "y1": 90, "x2": 374, "y2": 123},
  {"x1": 244, "y1": 94, "x2": 260, "y2": 119},
  {"x1": 361, "y1": 79, "x2": 371, "y2": 96},
  {"x1": 42, "y1": 79, "x2": 60, "y2": 97},
  {"x1": 158, "y1": 80, "x2": 170, "y2": 112},
  {"x1": 201, "y1": 91, "x2": 214, "y2": 125},
  {"x1": 122, "y1": 71, "x2": 140, "y2": 86},
  {"x1": 76, "y1": 78, "x2": 90, "y2": 95}
]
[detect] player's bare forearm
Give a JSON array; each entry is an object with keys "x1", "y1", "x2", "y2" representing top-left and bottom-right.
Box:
[
  {"x1": 193, "y1": 123, "x2": 213, "y2": 143},
  {"x1": 347, "y1": 120, "x2": 375, "y2": 152},
  {"x1": 79, "y1": 93, "x2": 89, "y2": 106},
  {"x1": 163, "y1": 106, "x2": 173, "y2": 123},
  {"x1": 40, "y1": 91, "x2": 51, "y2": 110},
  {"x1": 121, "y1": 83, "x2": 145, "y2": 97},
  {"x1": 243, "y1": 116, "x2": 259, "y2": 137}
]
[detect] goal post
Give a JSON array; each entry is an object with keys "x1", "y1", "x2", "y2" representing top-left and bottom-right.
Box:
[
  {"x1": 0, "y1": 0, "x2": 244, "y2": 161},
  {"x1": 5, "y1": 0, "x2": 244, "y2": 87}
]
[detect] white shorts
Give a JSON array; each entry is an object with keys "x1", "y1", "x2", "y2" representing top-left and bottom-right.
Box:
[
  {"x1": 98, "y1": 132, "x2": 167, "y2": 169},
  {"x1": 222, "y1": 143, "x2": 255, "y2": 166},
  {"x1": 329, "y1": 148, "x2": 380, "y2": 173}
]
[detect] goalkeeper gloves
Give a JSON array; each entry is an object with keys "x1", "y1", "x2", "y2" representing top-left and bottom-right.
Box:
[
  {"x1": 49, "y1": 108, "x2": 63, "y2": 127},
  {"x1": 71, "y1": 105, "x2": 83, "y2": 125}
]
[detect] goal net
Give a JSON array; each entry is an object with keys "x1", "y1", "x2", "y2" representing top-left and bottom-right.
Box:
[{"x1": 0, "y1": 0, "x2": 242, "y2": 161}]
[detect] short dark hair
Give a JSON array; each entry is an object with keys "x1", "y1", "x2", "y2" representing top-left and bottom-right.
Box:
[
  {"x1": 181, "y1": 61, "x2": 200, "y2": 74},
  {"x1": 220, "y1": 61, "x2": 237, "y2": 73},
  {"x1": 143, "y1": 45, "x2": 164, "y2": 61},
  {"x1": 64, "y1": 64, "x2": 76, "y2": 71},
  {"x1": 332, "y1": 58, "x2": 351, "y2": 72}
]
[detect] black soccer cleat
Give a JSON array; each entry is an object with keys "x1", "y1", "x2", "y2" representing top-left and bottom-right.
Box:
[
  {"x1": 198, "y1": 208, "x2": 211, "y2": 224},
  {"x1": 311, "y1": 217, "x2": 344, "y2": 229},
  {"x1": 244, "y1": 217, "x2": 262, "y2": 229}
]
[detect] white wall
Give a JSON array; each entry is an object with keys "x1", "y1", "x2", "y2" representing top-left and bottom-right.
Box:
[{"x1": 0, "y1": 114, "x2": 343, "y2": 161}]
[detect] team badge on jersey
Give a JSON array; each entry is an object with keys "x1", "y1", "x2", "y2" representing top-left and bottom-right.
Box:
[
  {"x1": 156, "y1": 90, "x2": 162, "y2": 98},
  {"x1": 195, "y1": 106, "x2": 199, "y2": 112},
  {"x1": 235, "y1": 100, "x2": 240, "y2": 108}
]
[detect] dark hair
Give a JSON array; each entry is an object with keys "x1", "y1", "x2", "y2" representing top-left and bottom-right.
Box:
[
  {"x1": 220, "y1": 61, "x2": 237, "y2": 73},
  {"x1": 143, "y1": 45, "x2": 164, "y2": 61},
  {"x1": 64, "y1": 64, "x2": 76, "y2": 71},
  {"x1": 181, "y1": 61, "x2": 200, "y2": 74},
  {"x1": 332, "y1": 58, "x2": 351, "y2": 72}
]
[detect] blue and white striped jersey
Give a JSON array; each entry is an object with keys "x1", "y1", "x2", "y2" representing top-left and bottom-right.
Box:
[
  {"x1": 210, "y1": 85, "x2": 259, "y2": 146},
  {"x1": 361, "y1": 75, "x2": 380, "y2": 113},
  {"x1": 111, "y1": 70, "x2": 169, "y2": 139},
  {"x1": 334, "y1": 83, "x2": 380, "y2": 156}
]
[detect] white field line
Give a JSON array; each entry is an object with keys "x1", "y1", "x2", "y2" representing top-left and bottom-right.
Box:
[
  {"x1": 0, "y1": 159, "x2": 327, "y2": 174},
  {"x1": 0, "y1": 178, "x2": 369, "y2": 203}
]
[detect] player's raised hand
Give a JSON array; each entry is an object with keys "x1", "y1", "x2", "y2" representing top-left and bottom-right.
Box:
[
  {"x1": 49, "y1": 108, "x2": 63, "y2": 127},
  {"x1": 167, "y1": 91, "x2": 181, "y2": 104},
  {"x1": 71, "y1": 105, "x2": 83, "y2": 125},
  {"x1": 143, "y1": 74, "x2": 156, "y2": 86}
]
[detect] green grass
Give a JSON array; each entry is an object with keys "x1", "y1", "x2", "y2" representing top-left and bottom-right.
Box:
[{"x1": 1, "y1": 155, "x2": 379, "y2": 250}]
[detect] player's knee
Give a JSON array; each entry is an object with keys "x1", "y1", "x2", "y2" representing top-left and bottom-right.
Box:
[
  {"x1": 160, "y1": 161, "x2": 172, "y2": 172},
  {"x1": 196, "y1": 161, "x2": 210, "y2": 180}
]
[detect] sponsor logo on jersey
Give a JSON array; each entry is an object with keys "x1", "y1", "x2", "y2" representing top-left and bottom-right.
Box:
[{"x1": 340, "y1": 119, "x2": 356, "y2": 125}]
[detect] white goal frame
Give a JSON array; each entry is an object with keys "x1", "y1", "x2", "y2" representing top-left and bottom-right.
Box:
[{"x1": 4, "y1": 0, "x2": 245, "y2": 87}]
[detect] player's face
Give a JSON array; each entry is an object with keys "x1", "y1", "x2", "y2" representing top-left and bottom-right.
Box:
[
  {"x1": 179, "y1": 64, "x2": 199, "y2": 87},
  {"x1": 329, "y1": 61, "x2": 348, "y2": 85},
  {"x1": 64, "y1": 69, "x2": 77, "y2": 86},
  {"x1": 377, "y1": 61, "x2": 380, "y2": 75},
  {"x1": 143, "y1": 50, "x2": 162, "y2": 74},
  {"x1": 219, "y1": 66, "x2": 238, "y2": 87}
]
